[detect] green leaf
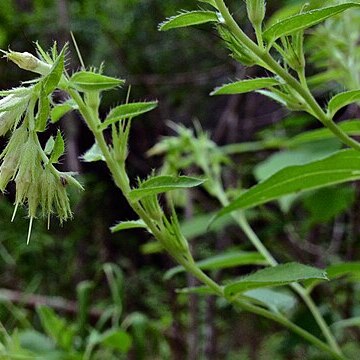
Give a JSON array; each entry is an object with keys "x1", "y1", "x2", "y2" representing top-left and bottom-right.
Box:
[
  {"x1": 35, "y1": 90, "x2": 50, "y2": 132},
  {"x1": 198, "y1": 0, "x2": 218, "y2": 9},
  {"x1": 36, "y1": 306, "x2": 75, "y2": 351},
  {"x1": 103, "y1": 263, "x2": 124, "y2": 314},
  {"x1": 242, "y1": 288, "x2": 297, "y2": 313},
  {"x1": 76, "y1": 280, "x2": 94, "y2": 340},
  {"x1": 224, "y1": 263, "x2": 327, "y2": 297},
  {"x1": 180, "y1": 212, "x2": 234, "y2": 239},
  {"x1": 111, "y1": 219, "x2": 147, "y2": 233},
  {"x1": 129, "y1": 175, "x2": 205, "y2": 201},
  {"x1": 43, "y1": 46, "x2": 66, "y2": 95},
  {"x1": 266, "y1": 0, "x2": 332, "y2": 27},
  {"x1": 286, "y1": 119, "x2": 360, "y2": 147},
  {"x1": 327, "y1": 90, "x2": 360, "y2": 117},
  {"x1": 50, "y1": 130, "x2": 65, "y2": 164},
  {"x1": 19, "y1": 330, "x2": 56, "y2": 354},
  {"x1": 159, "y1": 11, "x2": 219, "y2": 31},
  {"x1": 140, "y1": 241, "x2": 164, "y2": 255},
  {"x1": 307, "y1": 69, "x2": 343, "y2": 89},
  {"x1": 263, "y1": 3, "x2": 360, "y2": 44},
  {"x1": 332, "y1": 317, "x2": 360, "y2": 330},
  {"x1": 69, "y1": 71, "x2": 125, "y2": 92},
  {"x1": 51, "y1": 100, "x2": 77, "y2": 123},
  {"x1": 254, "y1": 141, "x2": 340, "y2": 181},
  {"x1": 307, "y1": 262, "x2": 360, "y2": 292},
  {"x1": 210, "y1": 78, "x2": 280, "y2": 96},
  {"x1": 257, "y1": 89, "x2": 288, "y2": 106},
  {"x1": 80, "y1": 142, "x2": 105, "y2": 162},
  {"x1": 215, "y1": 149, "x2": 360, "y2": 219},
  {"x1": 176, "y1": 285, "x2": 217, "y2": 295},
  {"x1": 164, "y1": 251, "x2": 267, "y2": 279},
  {"x1": 100, "y1": 330, "x2": 132, "y2": 353},
  {"x1": 302, "y1": 186, "x2": 355, "y2": 225},
  {"x1": 327, "y1": 262, "x2": 360, "y2": 280},
  {"x1": 44, "y1": 136, "x2": 55, "y2": 155},
  {"x1": 100, "y1": 101, "x2": 158, "y2": 130}
]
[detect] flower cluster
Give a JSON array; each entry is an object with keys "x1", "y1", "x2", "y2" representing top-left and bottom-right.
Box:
[{"x1": 0, "y1": 48, "x2": 82, "y2": 242}]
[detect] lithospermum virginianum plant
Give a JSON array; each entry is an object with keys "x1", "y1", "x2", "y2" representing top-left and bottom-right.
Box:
[{"x1": 0, "y1": 36, "x2": 355, "y2": 358}]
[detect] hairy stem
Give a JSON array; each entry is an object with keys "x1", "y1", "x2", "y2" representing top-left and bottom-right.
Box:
[
  {"x1": 67, "y1": 86, "x2": 344, "y2": 359},
  {"x1": 213, "y1": 0, "x2": 360, "y2": 152}
]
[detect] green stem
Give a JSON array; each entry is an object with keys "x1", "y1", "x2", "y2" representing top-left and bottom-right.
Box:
[
  {"x1": 213, "y1": 182, "x2": 342, "y2": 356},
  {"x1": 213, "y1": 0, "x2": 360, "y2": 152},
  {"x1": 254, "y1": 24, "x2": 264, "y2": 49},
  {"x1": 232, "y1": 298, "x2": 344, "y2": 360},
  {"x1": 67, "y1": 88, "x2": 344, "y2": 359}
]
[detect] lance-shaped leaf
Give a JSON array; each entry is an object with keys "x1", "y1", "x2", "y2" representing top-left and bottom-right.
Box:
[
  {"x1": 44, "y1": 136, "x2": 55, "y2": 155},
  {"x1": 141, "y1": 241, "x2": 164, "y2": 255},
  {"x1": 69, "y1": 71, "x2": 125, "y2": 92},
  {"x1": 224, "y1": 263, "x2": 327, "y2": 298},
  {"x1": 263, "y1": 3, "x2": 360, "y2": 44},
  {"x1": 37, "y1": 306, "x2": 75, "y2": 351},
  {"x1": 215, "y1": 149, "x2": 360, "y2": 220},
  {"x1": 210, "y1": 78, "x2": 280, "y2": 96},
  {"x1": 286, "y1": 119, "x2": 360, "y2": 147},
  {"x1": 241, "y1": 288, "x2": 297, "y2": 313},
  {"x1": 176, "y1": 286, "x2": 218, "y2": 296},
  {"x1": 332, "y1": 317, "x2": 360, "y2": 331},
  {"x1": 111, "y1": 219, "x2": 148, "y2": 233},
  {"x1": 129, "y1": 175, "x2": 204, "y2": 201},
  {"x1": 100, "y1": 101, "x2": 158, "y2": 130},
  {"x1": 51, "y1": 100, "x2": 77, "y2": 123},
  {"x1": 176, "y1": 286, "x2": 298, "y2": 313},
  {"x1": 80, "y1": 143, "x2": 105, "y2": 162},
  {"x1": 89, "y1": 329, "x2": 132, "y2": 353},
  {"x1": 327, "y1": 262, "x2": 360, "y2": 280},
  {"x1": 159, "y1": 11, "x2": 219, "y2": 31},
  {"x1": 50, "y1": 130, "x2": 65, "y2": 164},
  {"x1": 43, "y1": 46, "x2": 66, "y2": 95},
  {"x1": 165, "y1": 251, "x2": 267, "y2": 279},
  {"x1": 35, "y1": 89, "x2": 50, "y2": 132},
  {"x1": 327, "y1": 90, "x2": 360, "y2": 118},
  {"x1": 306, "y1": 262, "x2": 360, "y2": 292}
]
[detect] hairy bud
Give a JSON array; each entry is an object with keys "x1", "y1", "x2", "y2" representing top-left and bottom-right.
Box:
[
  {"x1": 246, "y1": 0, "x2": 266, "y2": 28},
  {"x1": 4, "y1": 50, "x2": 51, "y2": 75}
]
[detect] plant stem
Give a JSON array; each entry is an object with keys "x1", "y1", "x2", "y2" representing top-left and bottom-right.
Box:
[
  {"x1": 67, "y1": 88, "x2": 345, "y2": 359},
  {"x1": 232, "y1": 297, "x2": 344, "y2": 360},
  {"x1": 212, "y1": 181, "x2": 343, "y2": 356},
  {"x1": 213, "y1": 0, "x2": 360, "y2": 152}
]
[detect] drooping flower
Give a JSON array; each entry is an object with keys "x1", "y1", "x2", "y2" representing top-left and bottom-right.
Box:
[{"x1": 0, "y1": 125, "x2": 29, "y2": 191}]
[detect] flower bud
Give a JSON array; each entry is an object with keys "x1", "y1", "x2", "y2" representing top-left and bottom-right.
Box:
[
  {"x1": 0, "y1": 111, "x2": 17, "y2": 137},
  {"x1": 14, "y1": 134, "x2": 41, "y2": 206},
  {"x1": 27, "y1": 180, "x2": 40, "y2": 219},
  {"x1": 0, "y1": 98, "x2": 28, "y2": 136},
  {"x1": 218, "y1": 25, "x2": 258, "y2": 66},
  {"x1": 4, "y1": 50, "x2": 51, "y2": 75},
  {"x1": 39, "y1": 168, "x2": 72, "y2": 223},
  {"x1": 0, "y1": 125, "x2": 28, "y2": 191},
  {"x1": 246, "y1": 0, "x2": 266, "y2": 28}
]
